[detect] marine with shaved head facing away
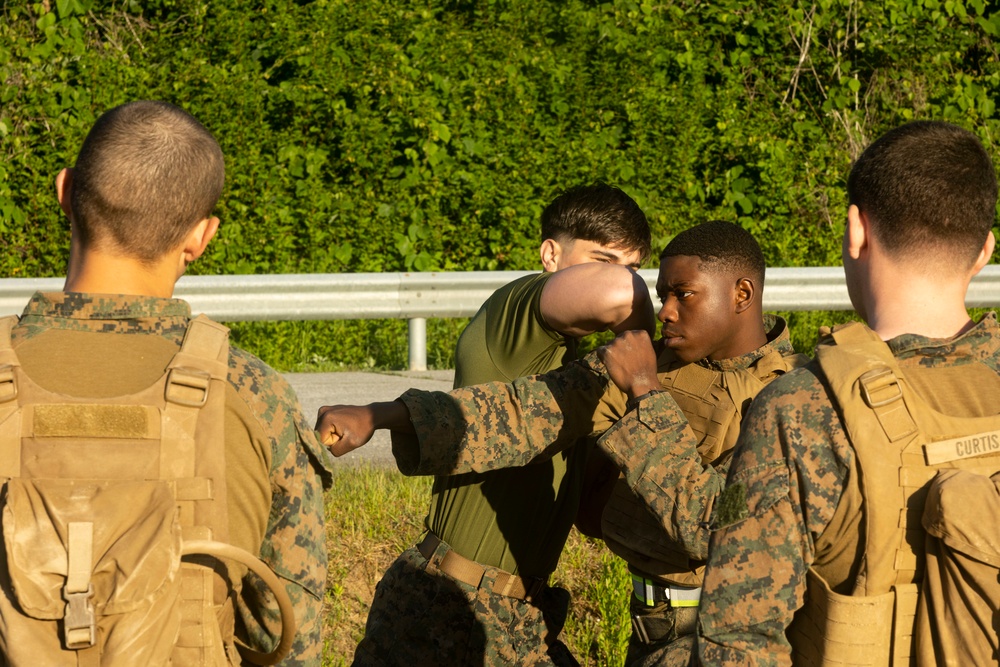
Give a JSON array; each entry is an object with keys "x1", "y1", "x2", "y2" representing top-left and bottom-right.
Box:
[
  {"x1": 696, "y1": 120, "x2": 1000, "y2": 667},
  {"x1": 0, "y1": 100, "x2": 332, "y2": 666}
]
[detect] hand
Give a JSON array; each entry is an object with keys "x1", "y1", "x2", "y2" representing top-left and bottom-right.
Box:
[
  {"x1": 315, "y1": 404, "x2": 377, "y2": 457},
  {"x1": 597, "y1": 330, "x2": 660, "y2": 400}
]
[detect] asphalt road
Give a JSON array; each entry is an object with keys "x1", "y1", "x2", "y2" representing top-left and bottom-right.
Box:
[{"x1": 284, "y1": 369, "x2": 455, "y2": 470}]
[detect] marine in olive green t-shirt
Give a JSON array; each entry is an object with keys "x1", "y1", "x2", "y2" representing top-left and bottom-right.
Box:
[{"x1": 429, "y1": 271, "x2": 588, "y2": 577}]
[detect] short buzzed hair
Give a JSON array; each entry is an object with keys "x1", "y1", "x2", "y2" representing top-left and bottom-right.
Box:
[
  {"x1": 661, "y1": 220, "x2": 765, "y2": 285},
  {"x1": 541, "y1": 183, "x2": 652, "y2": 264},
  {"x1": 848, "y1": 121, "x2": 997, "y2": 268},
  {"x1": 71, "y1": 100, "x2": 225, "y2": 263}
]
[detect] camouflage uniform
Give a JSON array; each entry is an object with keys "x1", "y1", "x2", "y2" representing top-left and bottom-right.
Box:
[
  {"x1": 695, "y1": 314, "x2": 1000, "y2": 667},
  {"x1": 388, "y1": 318, "x2": 800, "y2": 666},
  {"x1": 12, "y1": 292, "x2": 333, "y2": 666}
]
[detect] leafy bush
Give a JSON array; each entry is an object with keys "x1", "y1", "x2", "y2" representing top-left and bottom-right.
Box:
[{"x1": 3, "y1": 0, "x2": 999, "y2": 366}]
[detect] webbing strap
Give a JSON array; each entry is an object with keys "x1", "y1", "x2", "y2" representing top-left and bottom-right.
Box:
[
  {"x1": 64, "y1": 522, "x2": 96, "y2": 650},
  {"x1": 859, "y1": 368, "x2": 917, "y2": 443},
  {"x1": 0, "y1": 398, "x2": 20, "y2": 478},
  {"x1": 417, "y1": 532, "x2": 546, "y2": 601},
  {"x1": 891, "y1": 584, "x2": 919, "y2": 665},
  {"x1": 66, "y1": 522, "x2": 94, "y2": 594},
  {"x1": 175, "y1": 315, "x2": 229, "y2": 366},
  {"x1": 160, "y1": 317, "x2": 228, "y2": 482},
  {"x1": 630, "y1": 574, "x2": 701, "y2": 607}
]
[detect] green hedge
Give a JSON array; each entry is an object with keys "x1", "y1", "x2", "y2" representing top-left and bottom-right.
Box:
[{"x1": 3, "y1": 0, "x2": 999, "y2": 367}]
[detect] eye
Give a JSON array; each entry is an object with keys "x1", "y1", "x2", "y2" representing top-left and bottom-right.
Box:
[{"x1": 677, "y1": 290, "x2": 694, "y2": 300}]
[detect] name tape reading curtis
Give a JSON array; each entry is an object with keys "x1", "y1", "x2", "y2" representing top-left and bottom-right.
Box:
[{"x1": 924, "y1": 430, "x2": 1000, "y2": 466}]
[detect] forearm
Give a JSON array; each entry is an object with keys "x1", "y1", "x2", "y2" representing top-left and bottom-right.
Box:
[
  {"x1": 370, "y1": 399, "x2": 414, "y2": 433},
  {"x1": 597, "y1": 391, "x2": 724, "y2": 559},
  {"x1": 392, "y1": 361, "x2": 609, "y2": 475},
  {"x1": 696, "y1": 489, "x2": 804, "y2": 667}
]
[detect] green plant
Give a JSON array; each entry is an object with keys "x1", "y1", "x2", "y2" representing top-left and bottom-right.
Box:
[{"x1": 4, "y1": 0, "x2": 999, "y2": 366}]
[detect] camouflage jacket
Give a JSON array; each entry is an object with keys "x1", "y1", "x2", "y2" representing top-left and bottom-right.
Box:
[
  {"x1": 13, "y1": 292, "x2": 334, "y2": 666},
  {"x1": 695, "y1": 313, "x2": 1000, "y2": 667}
]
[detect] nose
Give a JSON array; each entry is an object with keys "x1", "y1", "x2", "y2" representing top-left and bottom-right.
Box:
[{"x1": 658, "y1": 297, "x2": 678, "y2": 323}]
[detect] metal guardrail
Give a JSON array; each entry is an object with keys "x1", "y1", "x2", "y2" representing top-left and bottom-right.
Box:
[{"x1": 2, "y1": 266, "x2": 999, "y2": 369}]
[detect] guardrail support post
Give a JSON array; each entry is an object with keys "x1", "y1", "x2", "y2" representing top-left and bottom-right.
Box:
[{"x1": 408, "y1": 317, "x2": 427, "y2": 371}]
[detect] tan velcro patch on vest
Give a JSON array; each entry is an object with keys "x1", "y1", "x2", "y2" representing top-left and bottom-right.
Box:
[
  {"x1": 924, "y1": 430, "x2": 1000, "y2": 465},
  {"x1": 33, "y1": 404, "x2": 152, "y2": 439}
]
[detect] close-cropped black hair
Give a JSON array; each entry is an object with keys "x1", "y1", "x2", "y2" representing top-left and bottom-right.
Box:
[
  {"x1": 661, "y1": 220, "x2": 765, "y2": 284},
  {"x1": 541, "y1": 183, "x2": 652, "y2": 263},
  {"x1": 848, "y1": 120, "x2": 997, "y2": 266}
]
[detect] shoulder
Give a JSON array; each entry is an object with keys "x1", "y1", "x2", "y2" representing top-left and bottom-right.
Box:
[
  {"x1": 753, "y1": 360, "x2": 828, "y2": 404},
  {"x1": 736, "y1": 362, "x2": 839, "y2": 466},
  {"x1": 226, "y1": 345, "x2": 301, "y2": 417},
  {"x1": 226, "y1": 345, "x2": 333, "y2": 483},
  {"x1": 735, "y1": 360, "x2": 850, "y2": 484},
  {"x1": 474, "y1": 272, "x2": 555, "y2": 337}
]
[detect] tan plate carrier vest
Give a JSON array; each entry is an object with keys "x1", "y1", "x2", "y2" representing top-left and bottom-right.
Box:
[
  {"x1": 601, "y1": 347, "x2": 809, "y2": 587},
  {"x1": 0, "y1": 315, "x2": 295, "y2": 666},
  {"x1": 787, "y1": 322, "x2": 1000, "y2": 666}
]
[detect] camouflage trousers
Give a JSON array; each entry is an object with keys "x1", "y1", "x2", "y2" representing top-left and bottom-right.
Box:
[
  {"x1": 352, "y1": 545, "x2": 579, "y2": 667},
  {"x1": 625, "y1": 597, "x2": 698, "y2": 667}
]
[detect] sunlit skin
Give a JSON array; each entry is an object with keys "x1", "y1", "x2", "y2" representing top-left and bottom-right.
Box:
[{"x1": 655, "y1": 254, "x2": 765, "y2": 363}]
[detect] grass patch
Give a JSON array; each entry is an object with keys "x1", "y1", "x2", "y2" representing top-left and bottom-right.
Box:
[{"x1": 323, "y1": 465, "x2": 630, "y2": 665}]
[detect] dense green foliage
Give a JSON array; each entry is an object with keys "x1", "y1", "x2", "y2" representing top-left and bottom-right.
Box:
[{"x1": 3, "y1": 0, "x2": 1000, "y2": 366}]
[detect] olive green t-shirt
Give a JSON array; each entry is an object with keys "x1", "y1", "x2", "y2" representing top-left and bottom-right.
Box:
[{"x1": 428, "y1": 272, "x2": 588, "y2": 577}]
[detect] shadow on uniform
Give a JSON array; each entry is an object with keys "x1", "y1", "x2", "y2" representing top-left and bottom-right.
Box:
[{"x1": 351, "y1": 547, "x2": 488, "y2": 665}]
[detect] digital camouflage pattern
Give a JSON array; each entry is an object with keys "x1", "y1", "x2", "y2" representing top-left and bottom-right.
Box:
[
  {"x1": 360, "y1": 272, "x2": 584, "y2": 667},
  {"x1": 393, "y1": 357, "x2": 612, "y2": 475},
  {"x1": 695, "y1": 313, "x2": 1000, "y2": 667},
  {"x1": 394, "y1": 316, "x2": 798, "y2": 563},
  {"x1": 352, "y1": 546, "x2": 577, "y2": 666},
  {"x1": 13, "y1": 292, "x2": 334, "y2": 666}
]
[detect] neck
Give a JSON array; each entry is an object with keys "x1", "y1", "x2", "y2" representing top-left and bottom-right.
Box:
[
  {"x1": 710, "y1": 308, "x2": 769, "y2": 361},
  {"x1": 64, "y1": 245, "x2": 179, "y2": 298},
  {"x1": 862, "y1": 259, "x2": 973, "y2": 341}
]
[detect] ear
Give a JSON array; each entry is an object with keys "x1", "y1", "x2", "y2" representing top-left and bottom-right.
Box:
[
  {"x1": 55, "y1": 168, "x2": 74, "y2": 221},
  {"x1": 539, "y1": 238, "x2": 562, "y2": 272},
  {"x1": 734, "y1": 277, "x2": 755, "y2": 314},
  {"x1": 181, "y1": 216, "x2": 220, "y2": 266},
  {"x1": 970, "y1": 230, "x2": 996, "y2": 276},
  {"x1": 845, "y1": 204, "x2": 869, "y2": 260}
]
